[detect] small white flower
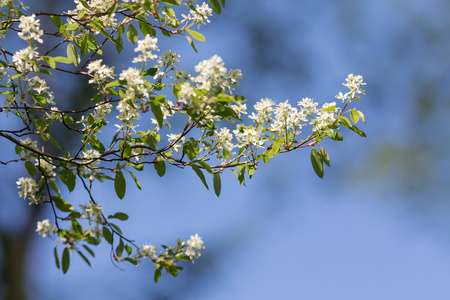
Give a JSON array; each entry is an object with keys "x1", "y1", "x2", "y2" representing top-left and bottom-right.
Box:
[
  {"x1": 138, "y1": 243, "x2": 157, "y2": 259},
  {"x1": 132, "y1": 35, "x2": 159, "y2": 64},
  {"x1": 16, "y1": 177, "x2": 40, "y2": 205},
  {"x1": 186, "y1": 234, "x2": 205, "y2": 259},
  {"x1": 87, "y1": 59, "x2": 115, "y2": 85},
  {"x1": 18, "y1": 14, "x2": 44, "y2": 43},
  {"x1": 36, "y1": 219, "x2": 55, "y2": 238}
]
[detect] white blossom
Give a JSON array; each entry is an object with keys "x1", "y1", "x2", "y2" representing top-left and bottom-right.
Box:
[
  {"x1": 80, "y1": 201, "x2": 104, "y2": 223},
  {"x1": 12, "y1": 46, "x2": 38, "y2": 73},
  {"x1": 87, "y1": 59, "x2": 115, "y2": 85},
  {"x1": 270, "y1": 100, "x2": 306, "y2": 135},
  {"x1": 167, "y1": 133, "x2": 185, "y2": 154},
  {"x1": 138, "y1": 243, "x2": 157, "y2": 259},
  {"x1": 35, "y1": 157, "x2": 56, "y2": 177},
  {"x1": 233, "y1": 125, "x2": 264, "y2": 148},
  {"x1": 16, "y1": 177, "x2": 40, "y2": 205},
  {"x1": 298, "y1": 97, "x2": 319, "y2": 115},
  {"x1": 185, "y1": 234, "x2": 204, "y2": 259},
  {"x1": 18, "y1": 14, "x2": 44, "y2": 43},
  {"x1": 132, "y1": 35, "x2": 159, "y2": 64},
  {"x1": 36, "y1": 219, "x2": 55, "y2": 238},
  {"x1": 249, "y1": 98, "x2": 275, "y2": 126}
]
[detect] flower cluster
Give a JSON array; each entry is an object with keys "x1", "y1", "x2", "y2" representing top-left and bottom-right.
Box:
[
  {"x1": 18, "y1": 14, "x2": 44, "y2": 43},
  {"x1": 132, "y1": 35, "x2": 159, "y2": 65},
  {"x1": 182, "y1": 2, "x2": 213, "y2": 26},
  {"x1": 87, "y1": 60, "x2": 115, "y2": 86},
  {"x1": 193, "y1": 55, "x2": 242, "y2": 92},
  {"x1": 36, "y1": 219, "x2": 56, "y2": 238},
  {"x1": 16, "y1": 177, "x2": 39, "y2": 205},
  {"x1": 185, "y1": 233, "x2": 205, "y2": 259},
  {"x1": 12, "y1": 46, "x2": 38, "y2": 73},
  {"x1": 80, "y1": 201, "x2": 104, "y2": 223}
]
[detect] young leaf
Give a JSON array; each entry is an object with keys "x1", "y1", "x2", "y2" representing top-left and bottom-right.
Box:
[
  {"x1": 54, "y1": 247, "x2": 60, "y2": 269},
  {"x1": 129, "y1": 171, "x2": 142, "y2": 190},
  {"x1": 191, "y1": 165, "x2": 209, "y2": 190},
  {"x1": 62, "y1": 247, "x2": 70, "y2": 274},
  {"x1": 51, "y1": 15, "x2": 62, "y2": 31},
  {"x1": 350, "y1": 109, "x2": 360, "y2": 124},
  {"x1": 320, "y1": 147, "x2": 330, "y2": 167},
  {"x1": 154, "y1": 268, "x2": 162, "y2": 283},
  {"x1": 185, "y1": 29, "x2": 206, "y2": 42},
  {"x1": 185, "y1": 35, "x2": 198, "y2": 53},
  {"x1": 108, "y1": 212, "x2": 129, "y2": 221},
  {"x1": 154, "y1": 160, "x2": 166, "y2": 177},
  {"x1": 82, "y1": 245, "x2": 95, "y2": 257},
  {"x1": 66, "y1": 44, "x2": 80, "y2": 66},
  {"x1": 77, "y1": 250, "x2": 91, "y2": 267},
  {"x1": 213, "y1": 172, "x2": 221, "y2": 197},
  {"x1": 24, "y1": 161, "x2": 36, "y2": 176},
  {"x1": 127, "y1": 24, "x2": 139, "y2": 44},
  {"x1": 102, "y1": 226, "x2": 113, "y2": 244},
  {"x1": 114, "y1": 170, "x2": 126, "y2": 199},
  {"x1": 209, "y1": 0, "x2": 221, "y2": 14},
  {"x1": 150, "y1": 102, "x2": 164, "y2": 129},
  {"x1": 116, "y1": 238, "x2": 124, "y2": 257},
  {"x1": 310, "y1": 147, "x2": 324, "y2": 178},
  {"x1": 59, "y1": 169, "x2": 76, "y2": 192}
]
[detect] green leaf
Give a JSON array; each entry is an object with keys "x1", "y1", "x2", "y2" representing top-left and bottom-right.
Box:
[
  {"x1": 82, "y1": 245, "x2": 95, "y2": 257},
  {"x1": 320, "y1": 147, "x2": 330, "y2": 167},
  {"x1": 63, "y1": 115, "x2": 73, "y2": 124},
  {"x1": 77, "y1": 250, "x2": 91, "y2": 267},
  {"x1": 126, "y1": 24, "x2": 139, "y2": 44},
  {"x1": 59, "y1": 169, "x2": 76, "y2": 192},
  {"x1": 102, "y1": 226, "x2": 113, "y2": 244},
  {"x1": 116, "y1": 238, "x2": 124, "y2": 257},
  {"x1": 62, "y1": 247, "x2": 70, "y2": 274},
  {"x1": 338, "y1": 116, "x2": 352, "y2": 129},
  {"x1": 51, "y1": 15, "x2": 62, "y2": 31},
  {"x1": 154, "y1": 268, "x2": 162, "y2": 283},
  {"x1": 31, "y1": 93, "x2": 47, "y2": 105},
  {"x1": 150, "y1": 102, "x2": 164, "y2": 129},
  {"x1": 129, "y1": 171, "x2": 141, "y2": 190},
  {"x1": 213, "y1": 172, "x2": 221, "y2": 197},
  {"x1": 80, "y1": 33, "x2": 89, "y2": 57},
  {"x1": 185, "y1": 35, "x2": 197, "y2": 53},
  {"x1": 108, "y1": 212, "x2": 129, "y2": 221},
  {"x1": 311, "y1": 147, "x2": 324, "y2": 178},
  {"x1": 191, "y1": 165, "x2": 209, "y2": 190},
  {"x1": 66, "y1": 44, "x2": 80, "y2": 66},
  {"x1": 54, "y1": 247, "x2": 60, "y2": 269},
  {"x1": 51, "y1": 195, "x2": 74, "y2": 212},
  {"x1": 162, "y1": 0, "x2": 179, "y2": 4},
  {"x1": 24, "y1": 161, "x2": 36, "y2": 176},
  {"x1": 109, "y1": 222, "x2": 122, "y2": 234},
  {"x1": 137, "y1": 16, "x2": 156, "y2": 36},
  {"x1": 350, "y1": 109, "x2": 360, "y2": 124},
  {"x1": 349, "y1": 125, "x2": 367, "y2": 137},
  {"x1": 154, "y1": 160, "x2": 166, "y2": 177},
  {"x1": 53, "y1": 56, "x2": 73, "y2": 64},
  {"x1": 125, "y1": 257, "x2": 139, "y2": 266},
  {"x1": 42, "y1": 56, "x2": 56, "y2": 69},
  {"x1": 326, "y1": 132, "x2": 343, "y2": 141},
  {"x1": 125, "y1": 244, "x2": 132, "y2": 255},
  {"x1": 114, "y1": 171, "x2": 126, "y2": 199},
  {"x1": 220, "y1": 0, "x2": 225, "y2": 7},
  {"x1": 185, "y1": 29, "x2": 205, "y2": 42},
  {"x1": 145, "y1": 134, "x2": 157, "y2": 150},
  {"x1": 209, "y1": 0, "x2": 221, "y2": 14}
]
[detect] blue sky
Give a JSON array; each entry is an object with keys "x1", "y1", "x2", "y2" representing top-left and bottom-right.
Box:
[{"x1": 2, "y1": 0, "x2": 450, "y2": 299}]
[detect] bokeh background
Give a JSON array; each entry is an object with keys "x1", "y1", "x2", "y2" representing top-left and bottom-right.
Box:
[{"x1": 2, "y1": 0, "x2": 450, "y2": 299}]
